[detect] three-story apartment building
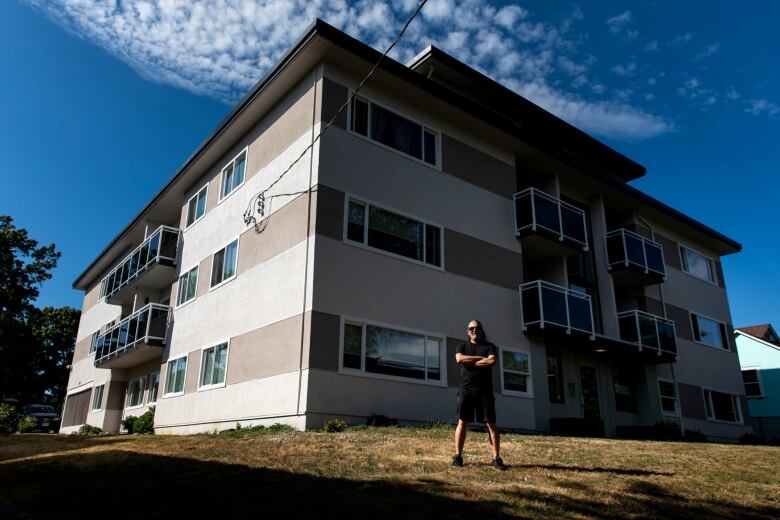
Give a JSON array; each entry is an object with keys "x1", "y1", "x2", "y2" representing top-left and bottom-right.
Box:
[{"x1": 61, "y1": 20, "x2": 749, "y2": 441}]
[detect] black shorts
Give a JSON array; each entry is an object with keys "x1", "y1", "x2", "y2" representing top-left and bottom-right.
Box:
[{"x1": 456, "y1": 390, "x2": 496, "y2": 424}]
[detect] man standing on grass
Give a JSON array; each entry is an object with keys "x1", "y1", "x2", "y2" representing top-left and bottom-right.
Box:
[{"x1": 452, "y1": 320, "x2": 506, "y2": 470}]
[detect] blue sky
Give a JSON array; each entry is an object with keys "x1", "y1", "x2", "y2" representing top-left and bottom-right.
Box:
[{"x1": 2, "y1": 1, "x2": 778, "y2": 327}]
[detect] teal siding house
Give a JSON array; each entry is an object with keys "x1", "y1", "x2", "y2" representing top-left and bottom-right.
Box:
[{"x1": 735, "y1": 324, "x2": 780, "y2": 443}]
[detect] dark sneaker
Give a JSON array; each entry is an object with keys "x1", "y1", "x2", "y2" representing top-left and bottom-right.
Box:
[
  {"x1": 490, "y1": 457, "x2": 507, "y2": 471},
  {"x1": 452, "y1": 454, "x2": 464, "y2": 467}
]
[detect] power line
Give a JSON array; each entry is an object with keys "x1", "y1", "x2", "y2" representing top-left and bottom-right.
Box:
[{"x1": 243, "y1": 0, "x2": 429, "y2": 232}]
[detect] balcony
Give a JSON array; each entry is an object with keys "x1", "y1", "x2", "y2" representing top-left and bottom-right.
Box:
[
  {"x1": 94, "y1": 304, "x2": 170, "y2": 369},
  {"x1": 519, "y1": 280, "x2": 595, "y2": 338},
  {"x1": 514, "y1": 188, "x2": 588, "y2": 257},
  {"x1": 605, "y1": 228, "x2": 666, "y2": 285},
  {"x1": 101, "y1": 226, "x2": 180, "y2": 306},
  {"x1": 617, "y1": 310, "x2": 678, "y2": 359}
]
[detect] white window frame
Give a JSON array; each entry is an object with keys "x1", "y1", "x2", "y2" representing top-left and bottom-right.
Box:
[
  {"x1": 125, "y1": 376, "x2": 146, "y2": 410},
  {"x1": 702, "y1": 386, "x2": 743, "y2": 424},
  {"x1": 209, "y1": 237, "x2": 240, "y2": 291},
  {"x1": 147, "y1": 372, "x2": 160, "y2": 404},
  {"x1": 690, "y1": 312, "x2": 730, "y2": 351},
  {"x1": 338, "y1": 316, "x2": 447, "y2": 388},
  {"x1": 185, "y1": 183, "x2": 209, "y2": 229},
  {"x1": 218, "y1": 147, "x2": 248, "y2": 203},
  {"x1": 90, "y1": 384, "x2": 105, "y2": 412},
  {"x1": 163, "y1": 355, "x2": 188, "y2": 398},
  {"x1": 176, "y1": 264, "x2": 200, "y2": 308},
  {"x1": 343, "y1": 194, "x2": 445, "y2": 271},
  {"x1": 347, "y1": 94, "x2": 442, "y2": 171},
  {"x1": 657, "y1": 378, "x2": 680, "y2": 416},
  {"x1": 198, "y1": 340, "x2": 231, "y2": 392},
  {"x1": 499, "y1": 346, "x2": 533, "y2": 398},
  {"x1": 679, "y1": 244, "x2": 717, "y2": 285},
  {"x1": 741, "y1": 366, "x2": 765, "y2": 398}
]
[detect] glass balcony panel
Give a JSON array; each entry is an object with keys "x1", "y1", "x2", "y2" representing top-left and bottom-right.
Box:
[
  {"x1": 638, "y1": 315, "x2": 659, "y2": 349},
  {"x1": 514, "y1": 193, "x2": 533, "y2": 230},
  {"x1": 624, "y1": 234, "x2": 646, "y2": 267},
  {"x1": 139, "y1": 243, "x2": 150, "y2": 269},
  {"x1": 136, "y1": 308, "x2": 149, "y2": 339},
  {"x1": 561, "y1": 206, "x2": 586, "y2": 245},
  {"x1": 129, "y1": 251, "x2": 141, "y2": 277},
  {"x1": 644, "y1": 243, "x2": 665, "y2": 275},
  {"x1": 534, "y1": 195, "x2": 561, "y2": 234},
  {"x1": 117, "y1": 321, "x2": 129, "y2": 350},
  {"x1": 119, "y1": 260, "x2": 130, "y2": 286},
  {"x1": 619, "y1": 314, "x2": 639, "y2": 343},
  {"x1": 657, "y1": 321, "x2": 677, "y2": 353},
  {"x1": 148, "y1": 307, "x2": 168, "y2": 338},
  {"x1": 568, "y1": 295, "x2": 593, "y2": 332},
  {"x1": 147, "y1": 232, "x2": 160, "y2": 264},
  {"x1": 160, "y1": 230, "x2": 178, "y2": 259},
  {"x1": 108, "y1": 328, "x2": 119, "y2": 354},
  {"x1": 126, "y1": 317, "x2": 138, "y2": 345},
  {"x1": 521, "y1": 286, "x2": 541, "y2": 324},
  {"x1": 541, "y1": 286, "x2": 567, "y2": 327},
  {"x1": 606, "y1": 234, "x2": 624, "y2": 265}
]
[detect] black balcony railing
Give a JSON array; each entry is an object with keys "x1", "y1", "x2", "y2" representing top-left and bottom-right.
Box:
[
  {"x1": 617, "y1": 310, "x2": 677, "y2": 357},
  {"x1": 519, "y1": 280, "x2": 595, "y2": 337},
  {"x1": 94, "y1": 304, "x2": 170, "y2": 367},
  {"x1": 514, "y1": 188, "x2": 589, "y2": 251},
  {"x1": 606, "y1": 228, "x2": 665, "y2": 280},
  {"x1": 99, "y1": 226, "x2": 179, "y2": 302}
]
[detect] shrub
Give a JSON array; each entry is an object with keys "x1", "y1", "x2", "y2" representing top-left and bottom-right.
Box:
[
  {"x1": 121, "y1": 415, "x2": 137, "y2": 434},
  {"x1": 267, "y1": 423, "x2": 294, "y2": 433},
  {"x1": 0, "y1": 404, "x2": 16, "y2": 434},
  {"x1": 133, "y1": 407, "x2": 155, "y2": 434},
  {"x1": 77, "y1": 424, "x2": 102, "y2": 435},
  {"x1": 323, "y1": 418, "x2": 348, "y2": 433},
  {"x1": 366, "y1": 414, "x2": 398, "y2": 427},
  {"x1": 17, "y1": 416, "x2": 38, "y2": 433},
  {"x1": 218, "y1": 422, "x2": 294, "y2": 438},
  {"x1": 682, "y1": 429, "x2": 707, "y2": 442}
]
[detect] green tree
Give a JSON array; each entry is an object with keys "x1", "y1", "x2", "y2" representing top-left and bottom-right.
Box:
[{"x1": 30, "y1": 306, "x2": 80, "y2": 407}]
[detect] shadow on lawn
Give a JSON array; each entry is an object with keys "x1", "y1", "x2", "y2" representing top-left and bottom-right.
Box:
[
  {"x1": 517, "y1": 463, "x2": 674, "y2": 477},
  {"x1": 0, "y1": 450, "x2": 518, "y2": 520}
]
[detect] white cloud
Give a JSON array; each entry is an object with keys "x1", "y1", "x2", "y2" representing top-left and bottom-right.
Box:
[
  {"x1": 671, "y1": 31, "x2": 695, "y2": 45},
  {"x1": 746, "y1": 99, "x2": 780, "y2": 117},
  {"x1": 605, "y1": 10, "x2": 631, "y2": 33},
  {"x1": 644, "y1": 40, "x2": 658, "y2": 51},
  {"x1": 694, "y1": 43, "x2": 720, "y2": 60},
  {"x1": 22, "y1": 0, "x2": 672, "y2": 140},
  {"x1": 611, "y1": 62, "x2": 637, "y2": 76},
  {"x1": 725, "y1": 88, "x2": 741, "y2": 101},
  {"x1": 627, "y1": 29, "x2": 638, "y2": 40}
]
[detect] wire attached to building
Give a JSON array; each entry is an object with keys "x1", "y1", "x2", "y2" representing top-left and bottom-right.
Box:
[{"x1": 243, "y1": 0, "x2": 429, "y2": 232}]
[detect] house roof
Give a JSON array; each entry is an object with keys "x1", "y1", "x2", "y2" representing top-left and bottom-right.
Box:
[{"x1": 735, "y1": 324, "x2": 780, "y2": 347}]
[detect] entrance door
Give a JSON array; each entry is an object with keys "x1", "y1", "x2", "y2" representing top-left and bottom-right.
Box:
[{"x1": 579, "y1": 365, "x2": 601, "y2": 420}]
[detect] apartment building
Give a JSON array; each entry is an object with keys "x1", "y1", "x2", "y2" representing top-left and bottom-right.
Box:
[{"x1": 60, "y1": 20, "x2": 749, "y2": 441}]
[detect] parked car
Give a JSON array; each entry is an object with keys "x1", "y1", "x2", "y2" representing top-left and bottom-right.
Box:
[{"x1": 19, "y1": 404, "x2": 60, "y2": 433}]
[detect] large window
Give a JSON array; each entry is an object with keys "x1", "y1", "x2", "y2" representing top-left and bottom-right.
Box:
[
  {"x1": 351, "y1": 97, "x2": 438, "y2": 166},
  {"x1": 703, "y1": 388, "x2": 742, "y2": 423},
  {"x1": 164, "y1": 355, "x2": 188, "y2": 396},
  {"x1": 346, "y1": 198, "x2": 442, "y2": 267},
  {"x1": 742, "y1": 369, "x2": 764, "y2": 398},
  {"x1": 200, "y1": 342, "x2": 229, "y2": 389},
  {"x1": 547, "y1": 355, "x2": 564, "y2": 403},
  {"x1": 613, "y1": 368, "x2": 637, "y2": 413},
  {"x1": 341, "y1": 320, "x2": 443, "y2": 384},
  {"x1": 210, "y1": 239, "x2": 239, "y2": 288},
  {"x1": 91, "y1": 384, "x2": 104, "y2": 411},
  {"x1": 148, "y1": 372, "x2": 160, "y2": 404},
  {"x1": 177, "y1": 265, "x2": 199, "y2": 306},
  {"x1": 186, "y1": 185, "x2": 208, "y2": 228},
  {"x1": 501, "y1": 349, "x2": 531, "y2": 396},
  {"x1": 126, "y1": 377, "x2": 145, "y2": 408},
  {"x1": 220, "y1": 149, "x2": 247, "y2": 200},
  {"x1": 680, "y1": 245, "x2": 716, "y2": 283},
  {"x1": 691, "y1": 314, "x2": 729, "y2": 350},
  {"x1": 658, "y1": 379, "x2": 679, "y2": 414}
]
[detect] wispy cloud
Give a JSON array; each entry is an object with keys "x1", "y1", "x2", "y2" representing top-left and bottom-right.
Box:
[
  {"x1": 671, "y1": 31, "x2": 696, "y2": 46},
  {"x1": 611, "y1": 62, "x2": 637, "y2": 76},
  {"x1": 644, "y1": 40, "x2": 658, "y2": 51},
  {"x1": 605, "y1": 11, "x2": 631, "y2": 33},
  {"x1": 694, "y1": 43, "x2": 720, "y2": 60},
  {"x1": 745, "y1": 99, "x2": 780, "y2": 117},
  {"x1": 22, "y1": 0, "x2": 673, "y2": 140}
]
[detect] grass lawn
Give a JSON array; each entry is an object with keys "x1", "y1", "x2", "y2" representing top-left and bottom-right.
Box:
[{"x1": 0, "y1": 427, "x2": 778, "y2": 519}]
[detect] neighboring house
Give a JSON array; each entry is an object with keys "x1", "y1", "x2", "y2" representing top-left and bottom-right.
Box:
[
  {"x1": 735, "y1": 324, "x2": 780, "y2": 443},
  {"x1": 60, "y1": 20, "x2": 750, "y2": 441}
]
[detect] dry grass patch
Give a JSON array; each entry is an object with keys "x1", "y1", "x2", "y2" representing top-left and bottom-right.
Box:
[{"x1": 0, "y1": 428, "x2": 777, "y2": 519}]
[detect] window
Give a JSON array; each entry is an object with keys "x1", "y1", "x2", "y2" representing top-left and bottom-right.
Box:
[
  {"x1": 148, "y1": 372, "x2": 160, "y2": 404},
  {"x1": 186, "y1": 185, "x2": 208, "y2": 227},
  {"x1": 680, "y1": 245, "x2": 716, "y2": 283},
  {"x1": 176, "y1": 265, "x2": 199, "y2": 306},
  {"x1": 341, "y1": 320, "x2": 443, "y2": 384},
  {"x1": 126, "y1": 377, "x2": 145, "y2": 408},
  {"x1": 164, "y1": 356, "x2": 188, "y2": 396},
  {"x1": 346, "y1": 198, "x2": 443, "y2": 267},
  {"x1": 91, "y1": 384, "x2": 104, "y2": 411},
  {"x1": 220, "y1": 149, "x2": 247, "y2": 200},
  {"x1": 658, "y1": 380, "x2": 679, "y2": 414},
  {"x1": 691, "y1": 314, "x2": 730, "y2": 350},
  {"x1": 613, "y1": 368, "x2": 637, "y2": 412},
  {"x1": 742, "y1": 369, "x2": 764, "y2": 398},
  {"x1": 200, "y1": 342, "x2": 229, "y2": 389},
  {"x1": 210, "y1": 239, "x2": 239, "y2": 288},
  {"x1": 89, "y1": 331, "x2": 99, "y2": 354},
  {"x1": 351, "y1": 97, "x2": 438, "y2": 166},
  {"x1": 501, "y1": 349, "x2": 531, "y2": 396},
  {"x1": 703, "y1": 388, "x2": 742, "y2": 423},
  {"x1": 546, "y1": 355, "x2": 564, "y2": 403}
]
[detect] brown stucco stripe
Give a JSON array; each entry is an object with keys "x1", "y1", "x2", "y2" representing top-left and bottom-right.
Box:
[
  {"x1": 665, "y1": 303, "x2": 693, "y2": 341},
  {"x1": 105, "y1": 380, "x2": 126, "y2": 411},
  {"x1": 196, "y1": 257, "x2": 211, "y2": 298},
  {"x1": 306, "y1": 311, "x2": 340, "y2": 372},
  {"x1": 82, "y1": 284, "x2": 100, "y2": 313},
  {"x1": 184, "y1": 350, "x2": 200, "y2": 394},
  {"x1": 678, "y1": 382, "x2": 706, "y2": 420},
  {"x1": 442, "y1": 134, "x2": 515, "y2": 198},
  {"x1": 313, "y1": 184, "x2": 345, "y2": 241},
  {"x1": 72, "y1": 335, "x2": 92, "y2": 364},
  {"x1": 320, "y1": 78, "x2": 348, "y2": 130},
  {"x1": 444, "y1": 228, "x2": 523, "y2": 290},
  {"x1": 615, "y1": 296, "x2": 664, "y2": 316},
  {"x1": 715, "y1": 260, "x2": 726, "y2": 288},
  {"x1": 226, "y1": 314, "x2": 304, "y2": 385},
  {"x1": 655, "y1": 233, "x2": 681, "y2": 271}
]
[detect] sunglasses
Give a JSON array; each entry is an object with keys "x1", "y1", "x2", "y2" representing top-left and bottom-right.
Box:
[{"x1": 468, "y1": 327, "x2": 482, "y2": 332}]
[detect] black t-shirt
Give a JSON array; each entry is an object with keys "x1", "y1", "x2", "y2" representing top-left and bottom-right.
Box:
[{"x1": 457, "y1": 341, "x2": 497, "y2": 393}]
